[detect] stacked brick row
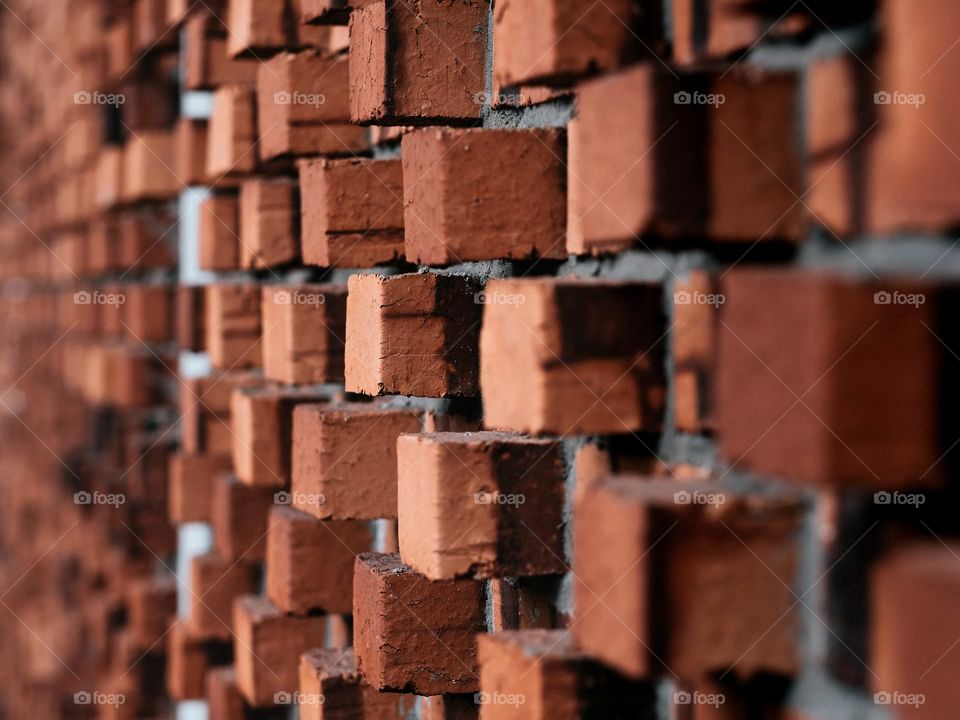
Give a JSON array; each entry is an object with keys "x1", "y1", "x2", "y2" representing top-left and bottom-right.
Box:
[{"x1": 0, "y1": 0, "x2": 957, "y2": 719}]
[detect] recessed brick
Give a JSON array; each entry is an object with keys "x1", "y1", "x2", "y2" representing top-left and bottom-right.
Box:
[
  {"x1": 574, "y1": 475, "x2": 802, "y2": 680},
  {"x1": 353, "y1": 552, "x2": 485, "y2": 694},
  {"x1": 291, "y1": 403, "x2": 424, "y2": 519},
  {"x1": 180, "y1": 370, "x2": 261, "y2": 456},
  {"x1": 261, "y1": 283, "x2": 347, "y2": 384},
  {"x1": 167, "y1": 452, "x2": 232, "y2": 523},
  {"x1": 238, "y1": 177, "x2": 300, "y2": 269},
  {"x1": 175, "y1": 117, "x2": 210, "y2": 186},
  {"x1": 187, "y1": 551, "x2": 259, "y2": 641},
  {"x1": 123, "y1": 130, "x2": 180, "y2": 202},
  {"x1": 480, "y1": 277, "x2": 666, "y2": 435},
  {"x1": 167, "y1": 620, "x2": 232, "y2": 701},
  {"x1": 349, "y1": 0, "x2": 486, "y2": 125},
  {"x1": 184, "y1": 9, "x2": 258, "y2": 91},
  {"x1": 233, "y1": 594, "x2": 328, "y2": 707},
  {"x1": 205, "y1": 282, "x2": 262, "y2": 370},
  {"x1": 299, "y1": 647, "x2": 410, "y2": 720},
  {"x1": 302, "y1": 0, "x2": 378, "y2": 25},
  {"x1": 402, "y1": 128, "x2": 567, "y2": 264},
  {"x1": 477, "y1": 630, "x2": 657, "y2": 719},
  {"x1": 176, "y1": 284, "x2": 206, "y2": 352},
  {"x1": 207, "y1": 85, "x2": 258, "y2": 178},
  {"x1": 122, "y1": 283, "x2": 173, "y2": 344},
  {"x1": 127, "y1": 575, "x2": 177, "y2": 649},
  {"x1": 299, "y1": 157, "x2": 404, "y2": 267},
  {"x1": 211, "y1": 474, "x2": 276, "y2": 562},
  {"x1": 717, "y1": 270, "x2": 945, "y2": 489},
  {"x1": 231, "y1": 385, "x2": 334, "y2": 487},
  {"x1": 266, "y1": 506, "x2": 374, "y2": 614},
  {"x1": 345, "y1": 273, "x2": 483, "y2": 397},
  {"x1": 567, "y1": 64, "x2": 802, "y2": 254},
  {"x1": 397, "y1": 432, "x2": 566, "y2": 579},
  {"x1": 493, "y1": 0, "x2": 663, "y2": 87},
  {"x1": 673, "y1": 271, "x2": 720, "y2": 433},
  {"x1": 199, "y1": 193, "x2": 241, "y2": 271}
]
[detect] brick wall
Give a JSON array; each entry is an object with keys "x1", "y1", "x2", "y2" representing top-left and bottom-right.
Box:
[{"x1": 0, "y1": 0, "x2": 956, "y2": 718}]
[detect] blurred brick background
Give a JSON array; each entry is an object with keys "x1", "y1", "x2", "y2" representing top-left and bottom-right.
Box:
[{"x1": 0, "y1": 0, "x2": 955, "y2": 718}]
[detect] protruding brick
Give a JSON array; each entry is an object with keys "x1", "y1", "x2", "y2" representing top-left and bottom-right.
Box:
[
  {"x1": 349, "y1": 0, "x2": 486, "y2": 124},
  {"x1": 303, "y1": 0, "x2": 378, "y2": 25},
  {"x1": 168, "y1": 452, "x2": 232, "y2": 523},
  {"x1": 574, "y1": 476, "x2": 802, "y2": 680},
  {"x1": 184, "y1": 10, "x2": 258, "y2": 90},
  {"x1": 187, "y1": 551, "x2": 259, "y2": 641},
  {"x1": 205, "y1": 282, "x2": 262, "y2": 370},
  {"x1": 568, "y1": 64, "x2": 802, "y2": 254},
  {"x1": 167, "y1": 620, "x2": 232, "y2": 700},
  {"x1": 673, "y1": 271, "x2": 720, "y2": 433},
  {"x1": 397, "y1": 432, "x2": 566, "y2": 579},
  {"x1": 477, "y1": 630, "x2": 657, "y2": 719},
  {"x1": 207, "y1": 85, "x2": 258, "y2": 178},
  {"x1": 211, "y1": 474, "x2": 276, "y2": 561},
  {"x1": 233, "y1": 595, "x2": 328, "y2": 707},
  {"x1": 493, "y1": 0, "x2": 663, "y2": 87},
  {"x1": 299, "y1": 648, "x2": 410, "y2": 720},
  {"x1": 123, "y1": 130, "x2": 180, "y2": 202},
  {"x1": 292, "y1": 403, "x2": 423, "y2": 519},
  {"x1": 299, "y1": 157, "x2": 404, "y2": 267},
  {"x1": 717, "y1": 270, "x2": 946, "y2": 489},
  {"x1": 200, "y1": 193, "x2": 241, "y2": 271},
  {"x1": 122, "y1": 283, "x2": 173, "y2": 344},
  {"x1": 345, "y1": 273, "x2": 482, "y2": 397},
  {"x1": 127, "y1": 576, "x2": 177, "y2": 648},
  {"x1": 226, "y1": 0, "x2": 329, "y2": 57},
  {"x1": 480, "y1": 277, "x2": 666, "y2": 435},
  {"x1": 353, "y1": 553, "x2": 484, "y2": 694},
  {"x1": 266, "y1": 506, "x2": 374, "y2": 614},
  {"x1": 180, "y1": 370, "x2": 261, "y2": 456},
  {"x1": 239, "y1": 177, "x2": 300, "y2": 269},
  {"x1": 261, "y1": 283, "x2": 347, "y2": 384},
  {"x1": 402, "y1": 128, "x2": 567, "y2": 264},
  {"x1": 231, "y1": 386, "x2": 333, "y2": 487}
]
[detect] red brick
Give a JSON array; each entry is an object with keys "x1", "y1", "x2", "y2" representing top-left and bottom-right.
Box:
[
  {"x1": 184, "y1": 10, "x2": 258, "y2": 91},
  {"x1": 261, "y1": 283, "x2": 347, "y2": 384},
  {"x1": 206, "y1": 667, "x2": 255, "y2": 720},
  {"x1": 353, "y1": 552, "x2": 484, "y2": 694},
  {"x1": 349, "y1": 0, "x2": 486, "y2": 124},
  {"x1": 211, "y1": 474, "x2": 275, "y2": 561},
  {"x1": 568, "y1": 64, "x2": 802, "y2": 254},
  {"x1": 175, "y1": 117, "x2": 210, "y2": 186},
  {"x1": 226, "y1": 0, "x2": 330, "y2": 57},
  {"x1": 477, "y1": 630, "x2": 657, "y2": 719},
  {"x1": 717, "y1": 270, "x2": 943, "y2": 489},
  {"x1": 231, "y1": 385, "x2": 334, "y2": 487},
  {"x1": 207, "y1": 85, "x2": 258, "y2": 178},
  {"x1": 123, "y1": 130, "x2": 181, "y2": 202},
  {"x1": 199, "y1": 193, "x2": 241, "y2": 271},
  {"x1": 397, "y1": 432, "x2": 566, "y2": 579},
  {"x1": 257, "y1": 50, "x2": 368, "y2": 160},
  {"x1": 291, "y1": 403, "x2": 424, "y2": 519},
  {"x1": 302, "y1": 0, "x2": 379, "y2": 25},
  {"x1": 167, "y1": 620, "x2": 232, "y2": 700},
  {"x1": 187, "y1": 551, "x2": 259, "y2": 641},
  {"x1": 402, "y1": 128, "x2": 567, "y2": 264},
  {"x1": 574, "y1": 475, "x2": 802, "y2": 680},
  {"x1": 239, "y1": 177, "x2": 300, "y2": 269},
  {"x1": 265, "y1": 506, "x2": 374, "y2": 614},
  {"x1": 122, "y1": 283, "x2": 173, "y2": 344},
  {"x1": 673, "y1": 271, "x2": 720, "y2": 433},
  {"x1": 117, "y1": 210, "x2": 176, "y2": 271},
  {"x1": 180, "y1": 370, "x2": 261, "y2": 456},
  {"x1": 299, "y1": 157, "x2": 404, "y2": 267},
  {"x1": 233, "y1": 595, "x2": 328, "y2": 707},
  {"x1": 480, "y1": 277, "x2": 666, "y2": 435},
  {"x1": 167, "y1": 452, "x2": 232, "y2": 523},
  {"x1": 205, "y1": 282, "x2": 262, "y2": 370},
  {"x1": 127, "y1": 575, "x2": 177, "y2": 649},
  {"x1": 299, "y1": 647, "x2": 409, "y2": 720},
  {"x1": 871, "y1": 542, "x2": 960, "y2": 720},
  {"x1": 493, "y1": 0, "x2": 663, "y2": 87},
  {"x1": 345, "y1": 273, "x2": 483, "y2": 397},
  {"x1": 175, "y1": 284, "x2": 206, "y2": 352}
]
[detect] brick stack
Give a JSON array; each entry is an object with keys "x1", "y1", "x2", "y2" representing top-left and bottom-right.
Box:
[{"x1": 0, "y1": 0, "x2": 957, "y2": 719}]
